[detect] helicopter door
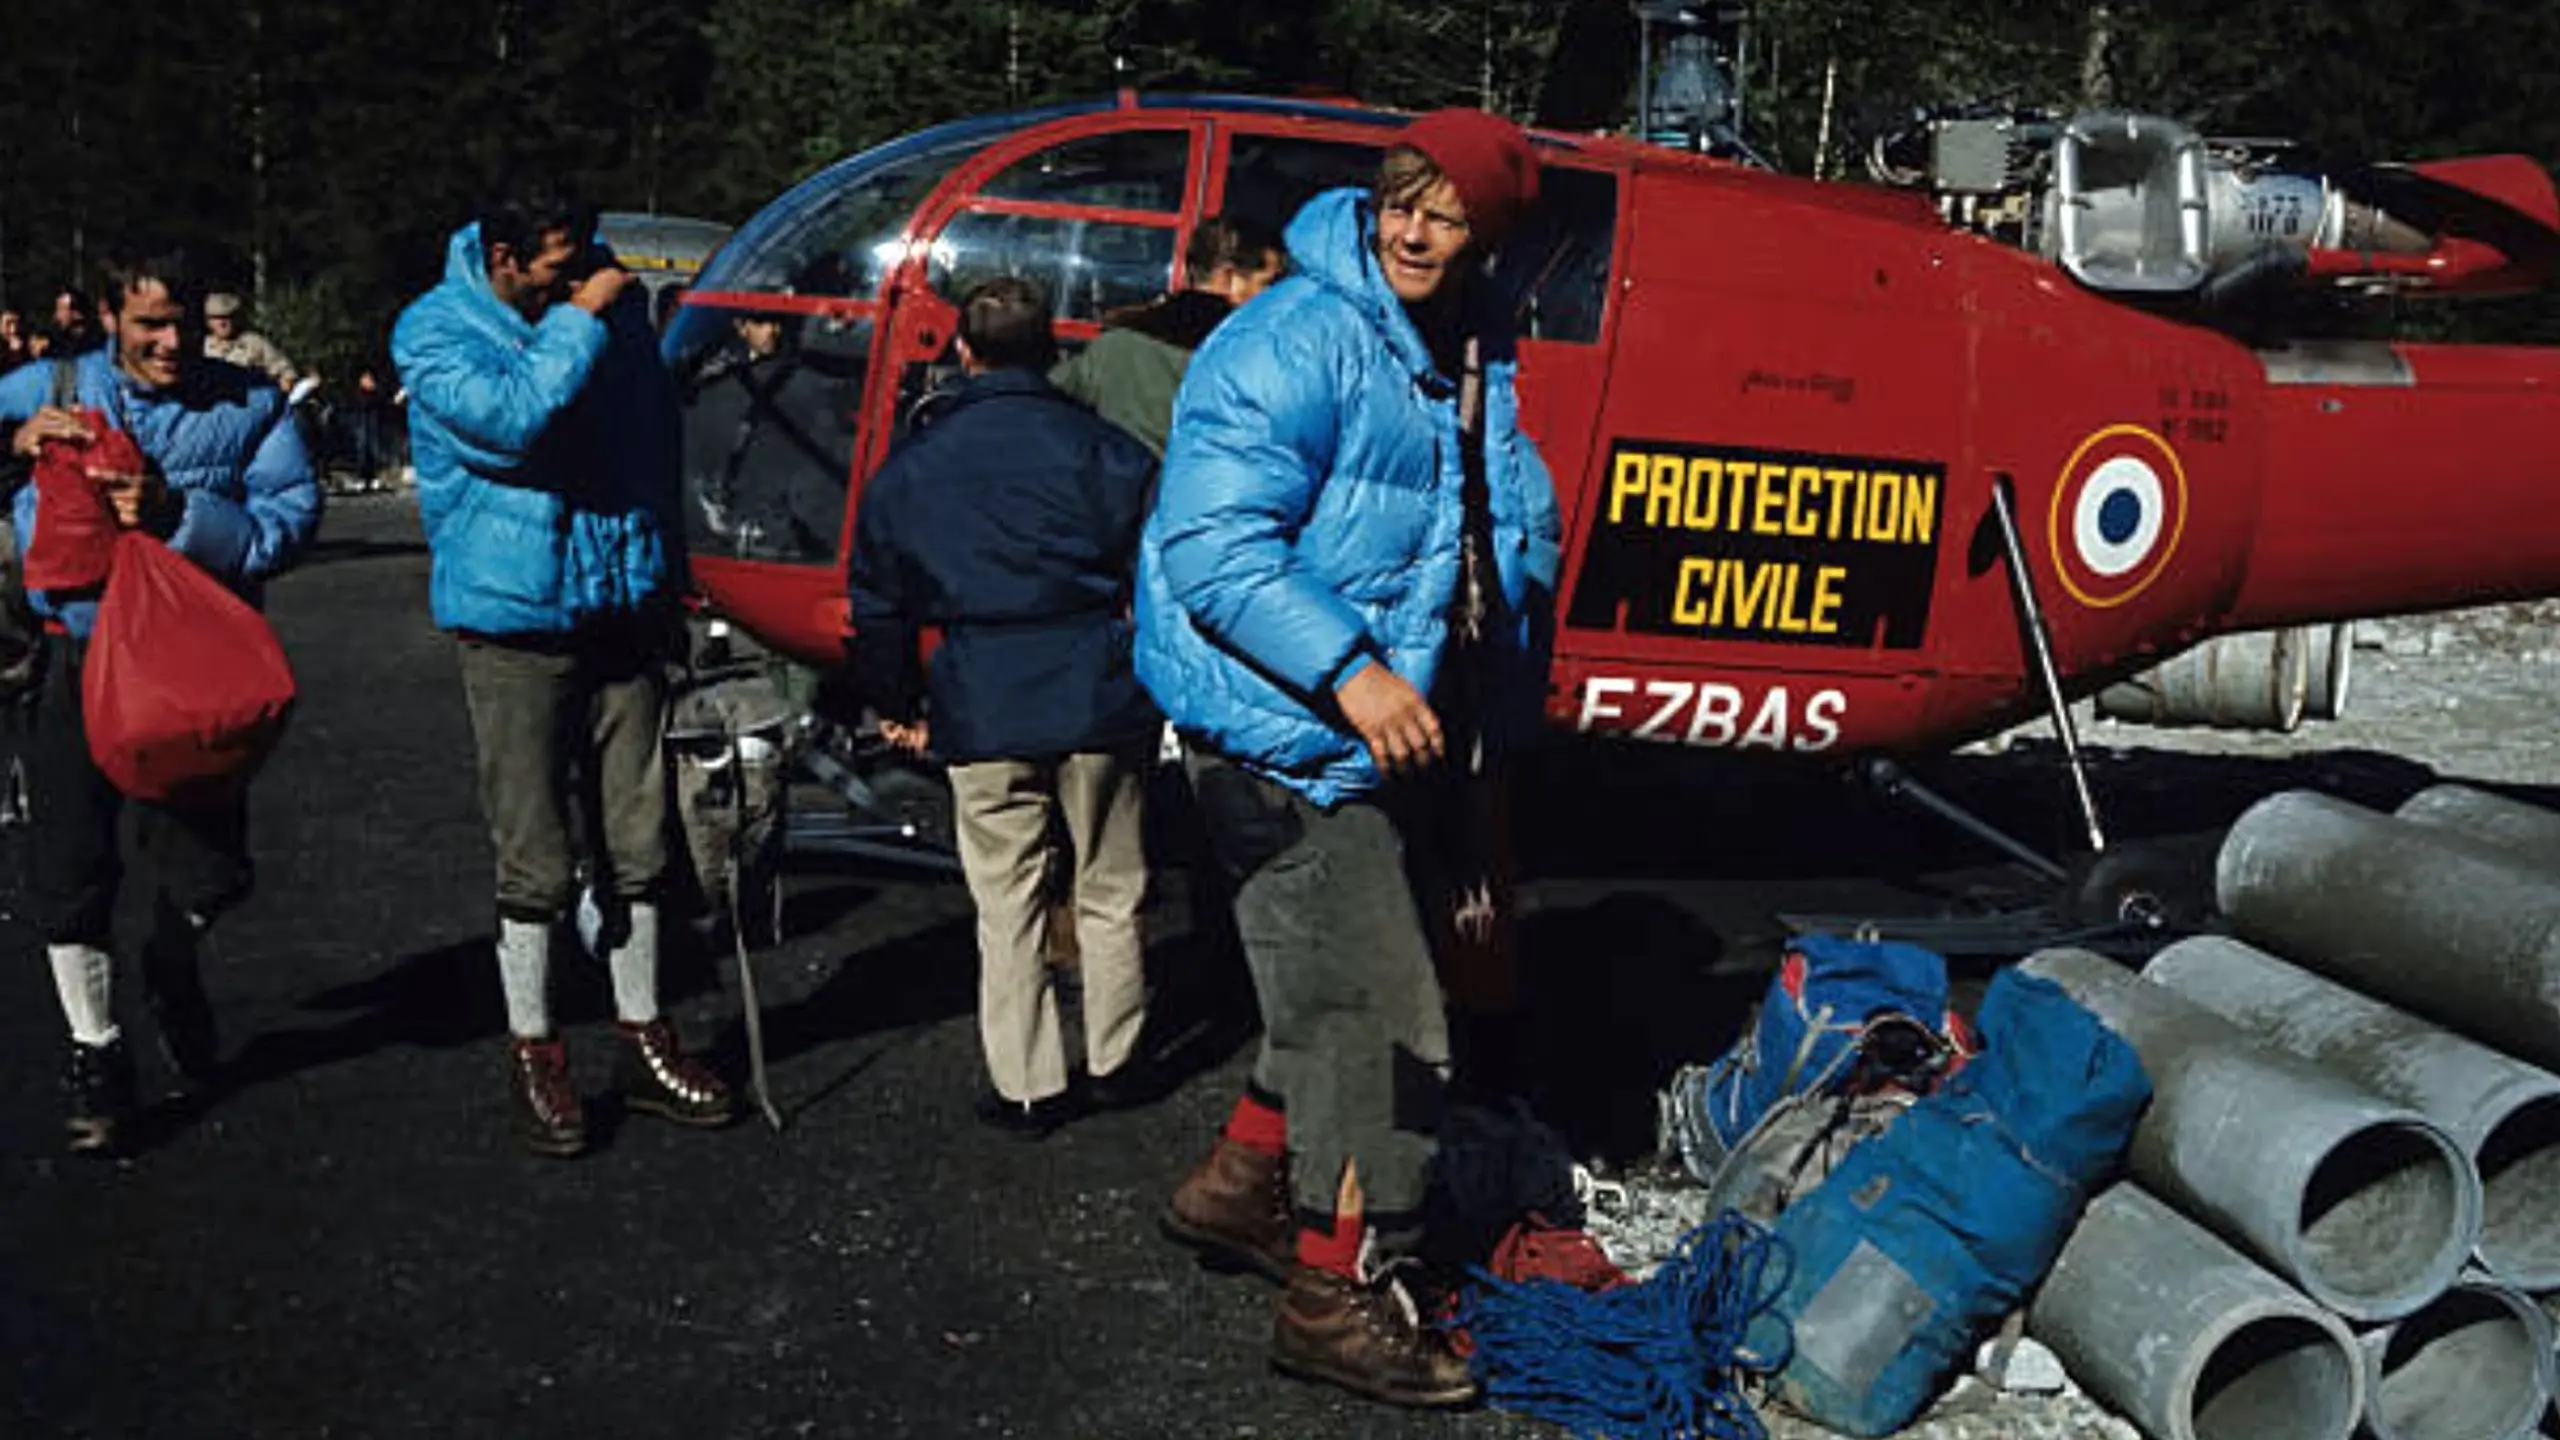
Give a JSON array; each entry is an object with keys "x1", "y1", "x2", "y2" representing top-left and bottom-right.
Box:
[
  {"x1": 1550, "y1": 167, "x2": 1971, "y2": 755},
  {"x1": 872, "y1": 125, "x2": 1203, "y2": 455},
  {"x1": 1489, "y1": 164, "x2": 1623, "y2": 546}
]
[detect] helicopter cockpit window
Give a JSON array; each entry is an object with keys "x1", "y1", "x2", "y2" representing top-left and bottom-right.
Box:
[
  {"x1": 928, "y1": 212, "x2": 1176, "y2": 324},
  {"x1": 705, "y1": 131, "x2": 995, "y2": 299},
  {"x1": 1220, "y1": 135, "x2": 1385, "y2": 235},
  {"x1": 1493, "y1": 166, "x2": 1617, "y2": 345},
  {"x1": 978, "y1": 131, "x2": 1190, "y2": 213},
  {"x1": 888, "y1": 333, "x2": 1090, "y2": 453},
  {"x1": 670, "y1": 307, "x2": 869, "y2": 565}
]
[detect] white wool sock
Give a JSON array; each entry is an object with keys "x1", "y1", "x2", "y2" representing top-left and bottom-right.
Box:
[
  {"x1": 497, "y1": 918, "x2": 553, "y2": 1039},
  {"x1": 608, "y1": 901, "x2": 661, "y2": 1026},
  {"x1": 48, "y1": 944, "x2": 118, "y2": 1047}
]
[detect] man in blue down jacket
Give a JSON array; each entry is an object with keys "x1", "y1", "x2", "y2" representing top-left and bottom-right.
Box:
[
  {"x1": 396, "y1": 181, "x2": 734, "y2": 1158},
  {"x1": 849, "y1": 276, "x2": 1161, "y2": 1141},
  {"x1": 1, "y1": 245, "x2": 320, "y2": 1155},
  {"x1": 1137, "y1": 111, "x2": 1561, "y2": 1408}
]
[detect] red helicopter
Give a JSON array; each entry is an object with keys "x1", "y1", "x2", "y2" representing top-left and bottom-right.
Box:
[{"x1": 658, "y1": 84, "x2": 2560, "y2": 912}]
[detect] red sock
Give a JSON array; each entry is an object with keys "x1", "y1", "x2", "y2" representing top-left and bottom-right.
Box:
[
  {"x1": 1296, "y1": 1214, "x2": 1361, "y2": 1279},
  {"x1": 1221, "y1": 1091, "x2": 1287, "y2": 1158}
]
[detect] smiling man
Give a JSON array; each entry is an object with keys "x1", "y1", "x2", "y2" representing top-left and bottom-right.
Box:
[
  {"x1": 0, "y1": 245, "x2": 321, "y2": 1154},
  {"x1": 1135, "y1": 110, "x2": 1561, "y2": 1408}
]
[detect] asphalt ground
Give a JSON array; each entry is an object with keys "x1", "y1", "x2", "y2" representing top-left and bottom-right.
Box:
[{"x1": 2, "y1": 495, "x2": 2524, "y2": 1440}]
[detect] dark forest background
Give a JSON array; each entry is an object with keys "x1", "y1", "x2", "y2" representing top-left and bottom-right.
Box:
[{"x1": 6, "y1": 0, "x2": 2558, "y2": 383}]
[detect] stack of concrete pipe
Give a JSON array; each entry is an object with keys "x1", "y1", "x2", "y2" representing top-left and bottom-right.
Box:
[
  {"x1": 2094, "y1": 622, "x2": 2356, "y2": 732},
  {"x1": 2017, "y1": 784, "x2": 2560, "y2": 1440}
]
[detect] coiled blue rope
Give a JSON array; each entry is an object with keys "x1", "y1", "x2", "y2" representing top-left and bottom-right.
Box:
[{"x1": 1455, "y1": 1212, "x2": 1794, "y2": 1440}]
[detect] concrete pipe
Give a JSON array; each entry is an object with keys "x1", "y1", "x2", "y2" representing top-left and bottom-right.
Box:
[
  {"x1": 2361, "y1": 1276, "x2": 2554, "y2": 1440},
  {"x1": 2303, "y1": 621, "x2": 2354, "y2": 722},
  {"x1": 2096, "y1": 628, "x2": 2309, "y2": 732},
  {"x1": 2145, "y1": 936, "x2": 2560, "y2": 1289},
  {"x1": 2019, "y1": 948, "x2": 2480, "y2": 1322},
  {"x1": 2544, "y1": 1292, "x2": 2559, "y2": 1440},
  {"x1": 2398, "y1": 783, "x2": 2560, "y2": 875},
  {"x1": 2027, "y1": 1183, "x2": 2364, "y2": 1440},
  {"x1": 2220, "y1": 790, "x2": 2560, "y2": 1075}
]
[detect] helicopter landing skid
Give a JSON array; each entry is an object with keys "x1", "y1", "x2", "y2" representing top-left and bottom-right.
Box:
[
  {"x1": 784, "y1": 725, "x2": 963, "y2": 876},
  {"x1": 1773, "y1": 904, "x2": 2175, "y2": 962},
  {"x1": 1842, "y1": 754, "x2": 2215, "y2": 961}
]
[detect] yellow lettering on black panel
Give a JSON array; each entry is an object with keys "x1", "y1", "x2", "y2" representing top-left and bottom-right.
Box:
[{"x1": 1566, "y1": 438, "x2": 1947, "y2": 649}]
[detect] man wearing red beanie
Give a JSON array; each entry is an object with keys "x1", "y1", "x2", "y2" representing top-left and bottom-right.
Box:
[{"x1": 1138, "y1": 108, "x2": 1561, "y2": 1408}]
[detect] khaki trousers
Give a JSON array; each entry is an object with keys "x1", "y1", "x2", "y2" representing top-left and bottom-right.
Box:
[{"x1": 948, "y1": 751, "x2": 1149, "y2": 1103}]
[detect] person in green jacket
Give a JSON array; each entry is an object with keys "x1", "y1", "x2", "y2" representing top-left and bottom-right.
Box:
[
  {"x1": 1035, "y1": 214, "x2": 1287, "y2": 974},
  {"x1": 1049, "y1": 214, "x2": 1286, "y2": 458}
]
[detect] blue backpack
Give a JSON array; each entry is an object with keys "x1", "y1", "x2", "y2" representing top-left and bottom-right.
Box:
[
  {"x1": 1759, "y1": 967, "x2": 2151, "y2": 1435},
  {"x1": 1662, "y1": 932, "x2": 1971, "y2": 1182}
]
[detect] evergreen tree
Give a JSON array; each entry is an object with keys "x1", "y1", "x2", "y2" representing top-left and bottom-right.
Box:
[{"x1": 1, "y1": 1, "x2": 2552, "y2": 356}]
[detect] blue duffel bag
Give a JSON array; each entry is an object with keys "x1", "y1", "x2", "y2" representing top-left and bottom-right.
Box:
[{"x1": 1758, "y1": 966, "x2": 2151, "y2": 1435}]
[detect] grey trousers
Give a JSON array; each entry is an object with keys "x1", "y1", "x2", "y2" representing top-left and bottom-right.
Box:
[
  {"x1": 1185, "y1": 755, "x2": 1450, "y2": 1245},
  {"x1": 455, "y1": 628, "x2": 669, "y2": 925},
  {"x1": 948, "y1": 750, "x2": 1150, "y2": 1103}
]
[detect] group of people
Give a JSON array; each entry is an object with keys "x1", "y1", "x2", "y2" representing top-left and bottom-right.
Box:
[
  {"x1": 5, "y1": 103, "x2": 1560, "y2": 1412},
  {"x1": 6, "y1": 285, "x2": 409, "y2": 492},
  {"x1": 849, "y1": 107, "x2": 1558, "y2": 1408},
  {"x1": 8, "y1": 284, "x2": 298, "y2": 387},
  {"x1": 3, "y1": 191, "x2": 736, "y2": 1164},
  {"x1": 1, "y1": 288, "x2": 107, "y2": 369}
]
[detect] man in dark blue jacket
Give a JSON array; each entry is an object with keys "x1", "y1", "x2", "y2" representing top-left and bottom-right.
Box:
[
  {"x1": 849, "y1": 276, "x2": 1160, "y2": 1140},
  {"x1": 0, "y1": 244, "x2": 321, "y2": 1154},
  {"x1": 396, "y1": 180, "x2": 734, "y2": 1157}
]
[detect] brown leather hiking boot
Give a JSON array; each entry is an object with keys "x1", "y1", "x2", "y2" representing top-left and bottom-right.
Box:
[
  {"x1": 507, "y1": 1037, "x2": 587, "y2": 1158},
  {"x1": 1160, "y1": 1137, "x2": 1294, "y2": 1282},
  {"x1": 614, "y1": 1019, "x2": 738, "y2": 1129},
  {"x1": 1270, "y1": 1263, "x2": 1479, "y2": 1409}
]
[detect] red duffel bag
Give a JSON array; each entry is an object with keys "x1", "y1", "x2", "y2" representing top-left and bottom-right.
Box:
[{"x1": 30, "y1": 422, "x2": 299, "y2": 801}]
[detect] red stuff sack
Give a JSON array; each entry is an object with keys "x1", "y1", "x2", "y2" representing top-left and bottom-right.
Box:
[
  {"x1": 23, "y1": 416, "x2": 132, "y2": 593},
  {"x1": 83, "y1": 528, "x2": 298, "y2": 803}
]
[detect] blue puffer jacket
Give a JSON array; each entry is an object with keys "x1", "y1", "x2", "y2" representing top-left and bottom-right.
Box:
[
  {"x1": 392, "y1": 225, "x2": 682, "y2": 637},
  {"x1": 0, "y1": 347, "x2": 321, "y2": 638},
  {"x1": 1134, "y1": 188, "x2": 1563, "y2": 806}
]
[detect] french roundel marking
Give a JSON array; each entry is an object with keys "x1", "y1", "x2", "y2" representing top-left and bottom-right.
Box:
[{"x1": 2047, "y1": 424, "x2": 2188, "y2": 609}]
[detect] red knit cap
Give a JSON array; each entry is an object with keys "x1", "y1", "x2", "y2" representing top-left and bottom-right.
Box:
[{"x1": 1397, "y1": 108, "x2": 1541, "y2": 242}]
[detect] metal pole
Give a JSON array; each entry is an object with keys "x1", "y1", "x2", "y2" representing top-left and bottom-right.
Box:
[
  {"x1": 1730, "y1": 7, "x2": 1748, "y2": 138},
  {"x1": 2147, "y1": 935, "x2": 2560, "y2": 1288},
  {"x1": 1007, "y1": 4, "x2": 1023, "y2": 105},
  {"x1": 1636, "y1": 11, "x2": 1652, "y2": 139},
  {"x1": 2028, "y1": 1183, "x2": 2364, "y2": 1440},
  {"x1": 2019, "y1": 947, "x2": 2480, "y2": 1322},
  {"x1": 1813, "y1": 51, "x2": 1837, "y2": 180},
  {"x1": 1989, "y1": 475, "x2": 2108, "y2": 854},
  {"x1": 251, "y1": 4, "x2": 268, "y2": 310}
]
